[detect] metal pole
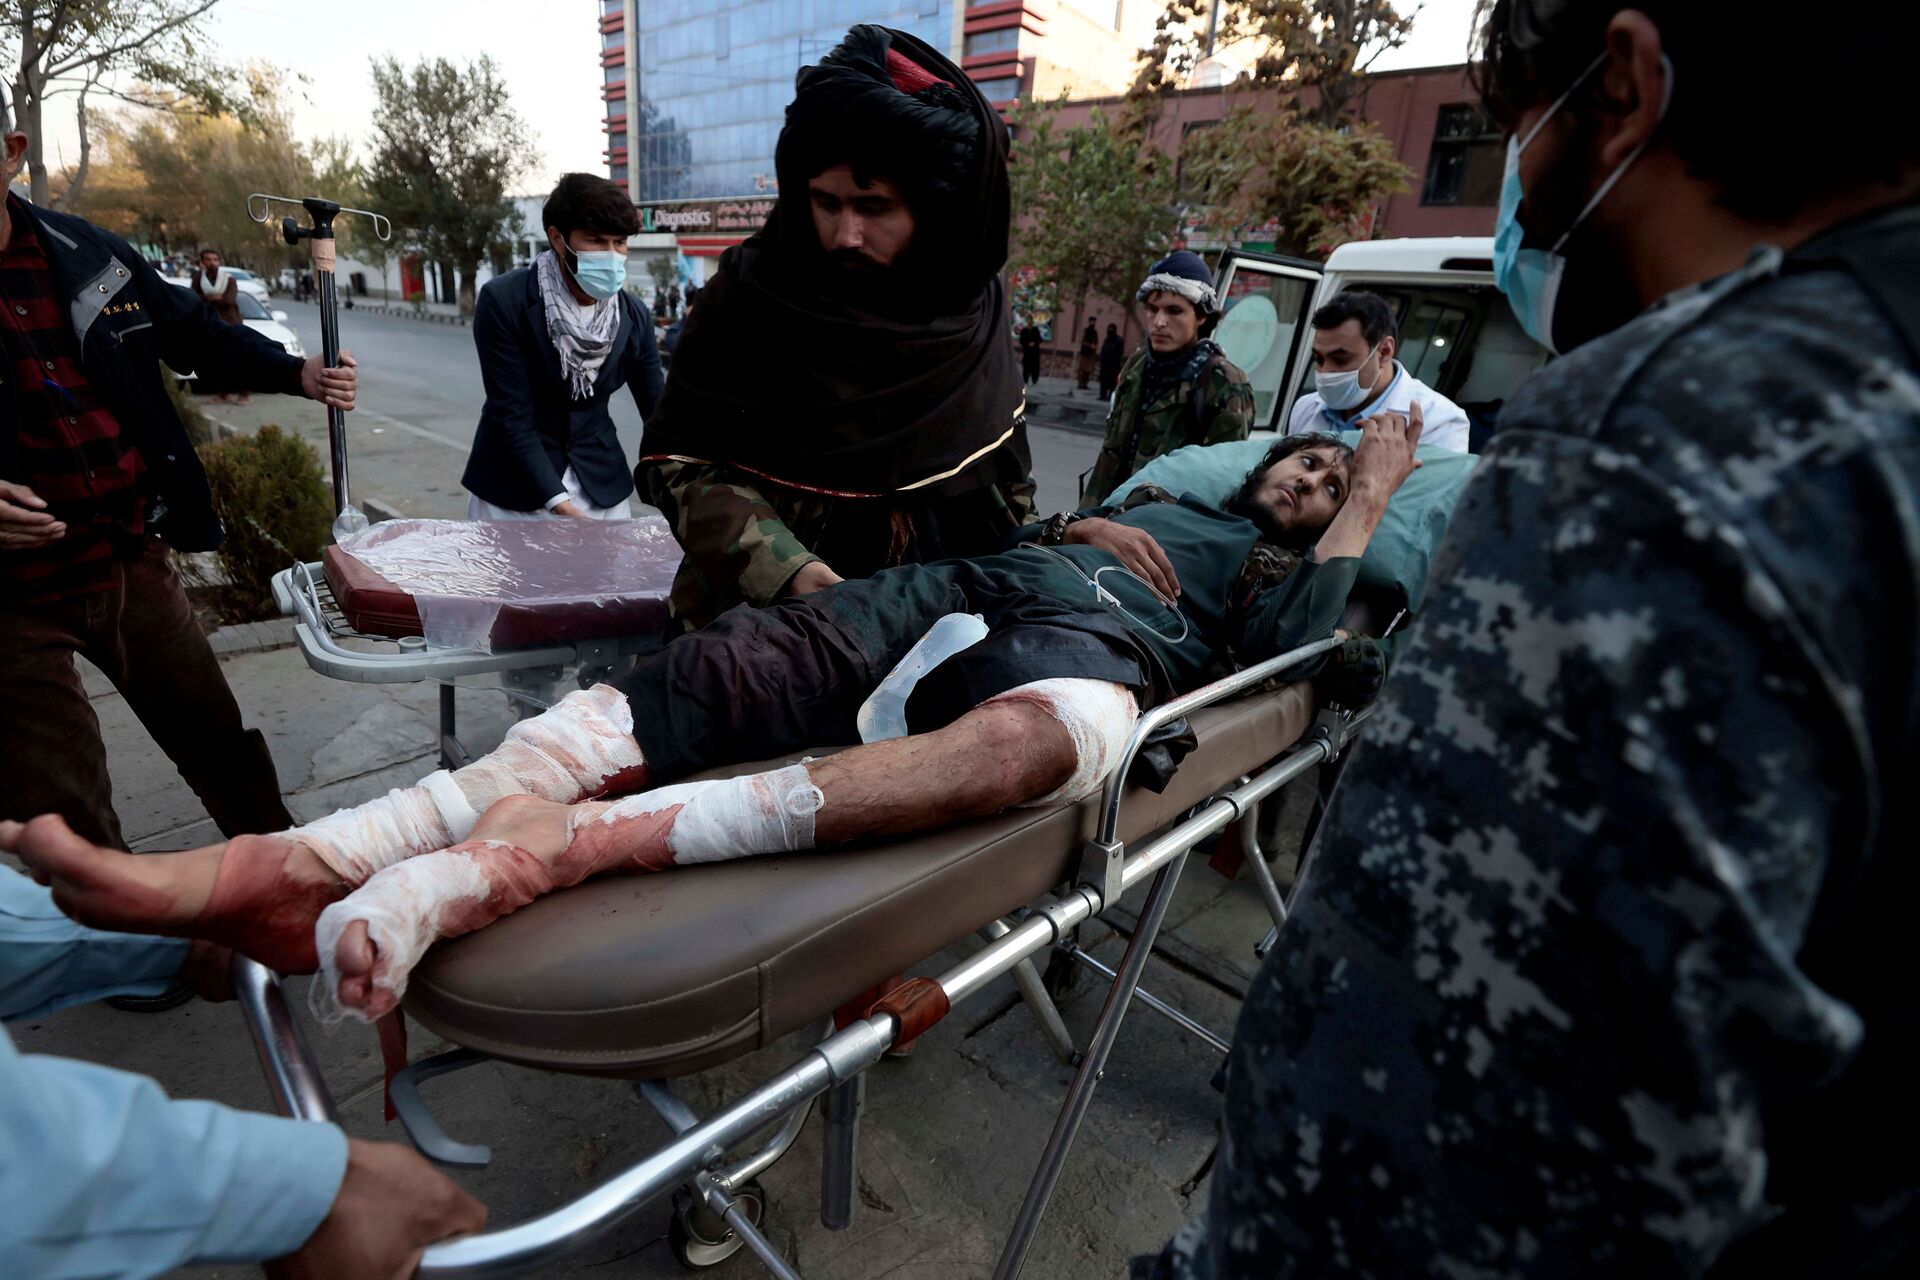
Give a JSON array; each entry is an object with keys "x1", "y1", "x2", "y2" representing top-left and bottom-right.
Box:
[
  {"x1": 232, "y1": 956, "x2": 339, "y2": 1124},
  {"x1": 818, "y1": 1075, "x2": 862, "y2": 1230},
  {"x1": 993, "y1": 852, "x2": 1193, "y2": 1280}
]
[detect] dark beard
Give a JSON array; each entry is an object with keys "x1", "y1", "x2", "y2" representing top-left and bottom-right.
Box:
[{"x1": 1223, "y1": 486, "x2": 1291, "y2": 546}]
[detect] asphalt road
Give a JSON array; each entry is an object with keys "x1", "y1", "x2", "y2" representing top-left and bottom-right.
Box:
[{"x1": 274, "y1": 299, "x2": 1098, "y2": 519}]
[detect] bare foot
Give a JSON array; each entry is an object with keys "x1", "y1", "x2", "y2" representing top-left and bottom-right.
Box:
[{"x1": 8, "y1": 813, "x2": 345, "y2": 973}]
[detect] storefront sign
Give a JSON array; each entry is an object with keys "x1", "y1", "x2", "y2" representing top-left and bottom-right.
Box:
[{"x1": 639, "y1": 197, "x2": 778, "y2": 237}]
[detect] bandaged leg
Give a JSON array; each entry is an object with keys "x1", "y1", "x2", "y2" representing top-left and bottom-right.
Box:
[
  {"x1": 315, "y1": 766, "x2": 823, "y2": 1019},
  {"x1": 979, "y1": 678, "x2": 1139, "y2": 806},
  {"x1": 289, "y1": 684, "x2": 647, "y2": 886},
  {"x1": 314, "y1": 683, "x2": 1132, "y2": 1020}
]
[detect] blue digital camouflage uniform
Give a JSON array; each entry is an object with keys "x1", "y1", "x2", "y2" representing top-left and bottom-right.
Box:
[{"x1": 1143, "y1": 205, "x2": 1920, "y2": 1277}]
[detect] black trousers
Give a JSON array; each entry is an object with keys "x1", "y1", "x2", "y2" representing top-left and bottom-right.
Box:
[{"x1": 618, "y1": 560, "x2": 1148, "y2": 782}]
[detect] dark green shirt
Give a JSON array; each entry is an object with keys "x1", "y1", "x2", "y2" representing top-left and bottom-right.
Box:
[{"x1": 1003, "y1": 488, "x2": 1359, "y2": 691}]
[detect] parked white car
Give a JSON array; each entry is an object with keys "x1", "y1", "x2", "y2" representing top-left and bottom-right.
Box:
[
  {"x1": 225, "y1": 267, "x2": 272, "y2": 303},
  {"x1": 161, "y1": 279, "x2": 305, "y2": 381}
]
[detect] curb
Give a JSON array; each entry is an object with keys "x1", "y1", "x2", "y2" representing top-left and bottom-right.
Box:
[
  {"x1": 348, "y1": 303, "x2": 470, "y2": 326},
  {"x1": 207, "y1": 618, "x2": 296, "y2": 658}
]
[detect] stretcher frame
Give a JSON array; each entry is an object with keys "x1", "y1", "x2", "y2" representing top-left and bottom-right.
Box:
[
  {"x1": 271, "y1": 561, "x2": 663, "y2": 768},
  {"x1": 231, "y1": 636, "x2": 1370, "y2": 1278}
]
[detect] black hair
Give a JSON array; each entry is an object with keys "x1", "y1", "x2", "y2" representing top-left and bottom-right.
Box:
[
  {"x1": 543, "y1": 172, "x2": 640, "y2": 240},
  {"x1": 1473, "y1": 0, "x2": 1920, "y2": 222},
  {"x1": 1106, "y1": 323, "x2": 1118, "y2": 334},
  {"x1": 1311, "y1": 291, "x2": 1397, "y2": 347},
  {"x1": 1225, "y1": 432, "x2": 1356, "y2": 548}
]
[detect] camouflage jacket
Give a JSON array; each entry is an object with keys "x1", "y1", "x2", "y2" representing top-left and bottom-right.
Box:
[
  {"x1": 1146, "y1": 218, "x2": 1920, "y2": 1277},
  {"x1": 639, "y1": 455, "x2": 1036, "y2": 631},
  {"x1": 1083, "y1": 341, "x2": 1255, "y2": 506}
]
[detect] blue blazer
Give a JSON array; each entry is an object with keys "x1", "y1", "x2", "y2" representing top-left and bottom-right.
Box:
[{"x1": 461, "y1": 266, "x2": 664, "y2": 512}]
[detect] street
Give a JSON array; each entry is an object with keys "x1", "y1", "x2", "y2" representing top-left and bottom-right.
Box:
[{"x1": 239, "y1": 300, "x2": 1101, "y2": 522}]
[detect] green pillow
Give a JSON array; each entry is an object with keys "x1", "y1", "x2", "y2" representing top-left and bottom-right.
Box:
[{"x1": 1112, "y1": 432, "x2": 1476, "y2": 612}]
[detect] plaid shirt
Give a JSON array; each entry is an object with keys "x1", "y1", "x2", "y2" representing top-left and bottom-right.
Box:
[{"x1": 0, "y1": 194, "x2": 146, "y2": 604}]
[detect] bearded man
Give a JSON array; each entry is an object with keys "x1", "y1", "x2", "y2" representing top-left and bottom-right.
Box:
[{"x1": 638, "y1": 25, "x2": 1035, "y2": 630}]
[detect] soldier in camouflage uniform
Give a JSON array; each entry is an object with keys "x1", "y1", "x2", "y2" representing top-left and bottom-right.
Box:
[
  {"x1": 1143, "y1": 1, "x2": 1919, "y2": 1275},
  {"x1": 1084, "y1": 250, "x2": 1256, "y2": 506}
]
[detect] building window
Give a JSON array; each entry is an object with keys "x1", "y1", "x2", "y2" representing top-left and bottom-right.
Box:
[
  {"x1": 603, "y1": 27, "x2": 623, "y2": 50},
  {"x1": 1421, "y1": 105, "x2": 1503, "y2": 207},
  {"x1": 972, "y1": 75, "x2": 1021, "y2": 100},
  {"x1": 610, "y1": 164, "x2": 629, "y2": 182},
  {"x1": 601, "y1": 0, "x2": 621, "y2": 15},
  {"x1": 715, "y1": 15, "x2": 729, "y2": 60},
  {"x1": 604, "y1": 62, "x2": 624, "y2": 85},
  {"x1": 964, "y1": 28, "x2": 1018, "y2": 57}
]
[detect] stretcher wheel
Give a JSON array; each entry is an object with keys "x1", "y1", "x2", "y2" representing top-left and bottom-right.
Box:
[{"x1": 669, "y1": 1180, "x2": 767, "y2": 1269}]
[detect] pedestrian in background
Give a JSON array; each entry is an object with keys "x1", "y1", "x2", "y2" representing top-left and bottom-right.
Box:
[
  {"x1": 462, "y1": 172, "x2": 663, "y2": 521},
  {"x1": 1074, "y1": 318, "x2": 1098, "y2": 389},
  {"x1": 1018, "y1": 316, "x2": 1043, "y2": 385},
  {"x1": 190, "y1": 246, "x2": 248, "y2": 404},
  {"x1": 666, "y1": 280, "x2": 682, "y2": 320},
  {"x1": 1097, "y1": 321, "x2": 1125, "y2": 401}
]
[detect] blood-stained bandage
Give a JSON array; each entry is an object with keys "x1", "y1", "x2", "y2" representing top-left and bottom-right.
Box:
[
  {"x1": 313, "y1": 764, "x2": 823, "y2": 1021},
  {"x1": 981, "y1": 678, "x2": 1138, "y2": 806},
  {"x1": 292, "y1": 684, "x2": 646, "y2": 886}
]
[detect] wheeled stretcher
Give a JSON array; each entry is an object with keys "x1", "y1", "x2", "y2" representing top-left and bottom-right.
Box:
[{"x1": 233, "y1": 637, "x2": 1371, "y2": 1278}]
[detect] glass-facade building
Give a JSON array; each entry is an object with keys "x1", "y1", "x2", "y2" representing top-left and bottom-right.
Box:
[{"x1": 602, "y1": 0, "x2": 962, "y2": 202}]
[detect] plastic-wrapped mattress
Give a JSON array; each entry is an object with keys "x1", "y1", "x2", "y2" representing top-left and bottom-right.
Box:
[{"x1": 321, "y1": 517, "x2": 680, "y2": 650}]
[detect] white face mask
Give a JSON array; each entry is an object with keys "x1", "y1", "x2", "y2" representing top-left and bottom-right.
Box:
[{"x1": 1315, "y1": 343, "x2": 1386, "y2": 412}]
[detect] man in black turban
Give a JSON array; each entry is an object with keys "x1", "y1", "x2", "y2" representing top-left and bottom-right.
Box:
[{"x1": 636, "y1": 25, "x2": 1035, "y2": 629}]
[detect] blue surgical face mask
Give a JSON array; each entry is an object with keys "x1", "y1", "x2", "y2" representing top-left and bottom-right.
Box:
[
  {"x1": 1315, "y1": 343, "x2": 1386, "y2": 412},
  {"x1": 1494, "y1": 53, "x2": 1674, "y2": 355},
  {"x1": 565, "y1": 248, "x2": 628, "y2": 301}
]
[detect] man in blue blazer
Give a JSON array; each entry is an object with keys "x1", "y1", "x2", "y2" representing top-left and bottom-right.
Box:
[{"x1": 462, "y1": 174, "x2": 664, "y2": 520}]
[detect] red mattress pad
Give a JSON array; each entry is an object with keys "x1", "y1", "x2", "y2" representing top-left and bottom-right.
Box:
[{"x1": 321, "y1": 517, "x2": 680, "y2": 650}]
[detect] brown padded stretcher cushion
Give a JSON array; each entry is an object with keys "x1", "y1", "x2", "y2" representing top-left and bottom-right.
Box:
[{"x1": 405, "y1": 683, "x2": 1316, "y2": 1078}]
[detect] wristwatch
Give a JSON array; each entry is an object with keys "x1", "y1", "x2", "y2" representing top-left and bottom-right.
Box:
[{"x1": 1037, "y1": 511, "x2": 1087, "y2": 546}]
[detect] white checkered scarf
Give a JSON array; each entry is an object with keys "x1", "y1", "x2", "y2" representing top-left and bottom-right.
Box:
[{"x1": 535, "y1": 249, "x2": 622, "y2": 399}]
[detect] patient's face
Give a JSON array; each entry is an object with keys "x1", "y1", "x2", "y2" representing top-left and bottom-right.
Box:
[{"x1": 1228, "y1": 445, "x2": 1352, "y2": 544}]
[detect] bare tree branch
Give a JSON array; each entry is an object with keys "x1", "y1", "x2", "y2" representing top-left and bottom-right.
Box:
[{"x1": 43, "y1": 0, "x2": 225, "y2": 78}]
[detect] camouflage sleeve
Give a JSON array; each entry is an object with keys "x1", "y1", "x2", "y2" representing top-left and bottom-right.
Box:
[
  {"x1": 638, "y1": 457, "x2": 821, "y2": 609},
  {"x1": 1176, "y1": 435, "x2": 1866, "y2": 1277},
  {"x1": 1202, "y1": 368, "x2": 1256, "y2": 445}
]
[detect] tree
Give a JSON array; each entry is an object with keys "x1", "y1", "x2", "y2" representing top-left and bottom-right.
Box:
[
  {"x1": 3, "y1": 0, "x2": 248, "y2": 207},
  {"x1": 1131, "y1": 0, "x2": 1418, "y2": 127},
  {"x1": 1179, "y1": 105, "x2": 1413, "y2": 256},
  {"x1": 1123, "y1": 1, "x2": 1418, "y2": 259},
  {"x1": 66, "y1": 70, "x2": 353, "y2": 270},
  {"x1": 364, "y1": 55, "x2": 531, "y2": 317},
  {"x1": 1006, "y1": 99, "x2": 1180, "y2": 340}
]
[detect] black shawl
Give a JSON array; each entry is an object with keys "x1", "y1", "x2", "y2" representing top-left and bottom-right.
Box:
[{"x1": 637, "y1": 25, "x2": 1026, "y2": 500}]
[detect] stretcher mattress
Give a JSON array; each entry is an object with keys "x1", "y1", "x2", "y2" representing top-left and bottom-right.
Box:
[
  {"x1": 322, "y1": 518, "x2": 680, "y2": 650},
  {"x1": 404, "y1": 682, "x2": 1317, "y2": 1078}
]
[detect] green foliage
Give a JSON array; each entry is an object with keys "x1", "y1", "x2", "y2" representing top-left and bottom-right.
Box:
[
  {"x1": 196, "y1": 425, "x2": 332, "y2": 621},
  {"x1": 365, "y1": 55, "x2": 532, "y2": 317},
  {"x1": 5, "y1": 0, "x2": 252, "y2": 208},
  {"x1": 70, "y1": 69, "x2": 360, "y2": 270},
  {"x1": 1006, "y1": 99, "x2": 1179, "y2": 319},
  {"x1": 1179, "y1": 105, "x2": 1413, "y2": 256}
]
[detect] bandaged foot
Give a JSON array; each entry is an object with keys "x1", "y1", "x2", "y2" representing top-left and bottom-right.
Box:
[
  {"x1": 313, "y1": 765, "x2": 824, "y2": 1020},
  {"x1": 287, "y1": 684, "x2": 648, "y2": 887},
  {"x1": 2, "y1": 815, "x2": 344, "y2": 973}
]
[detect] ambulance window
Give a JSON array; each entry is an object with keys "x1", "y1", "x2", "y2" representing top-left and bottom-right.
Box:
[{"x1": 1396, "y1": 299, "x2": 1472, "y2": 388}]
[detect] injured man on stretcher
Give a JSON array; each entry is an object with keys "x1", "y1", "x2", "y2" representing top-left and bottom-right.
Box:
[{"x1": 4, "y1": 416, "x2": 1421, "y2": 1023}]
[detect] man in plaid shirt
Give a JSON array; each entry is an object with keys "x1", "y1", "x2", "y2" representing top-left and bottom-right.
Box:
[{"x1": 0, "y1": 117, "x2": 358, "y2": 857}]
